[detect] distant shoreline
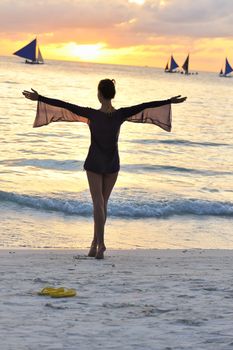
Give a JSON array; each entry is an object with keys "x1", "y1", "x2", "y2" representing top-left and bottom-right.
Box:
[{"x1": 0, "y1": 54, "x2": 215, "y2": 74}]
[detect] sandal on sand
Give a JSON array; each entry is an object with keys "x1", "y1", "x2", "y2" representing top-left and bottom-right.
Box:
[
  {"x1": 50, "y1": 288, "x2": 77, "y2": 298},
  {"x1": 38, "y1": 287, "x2": 76, "y2": 298},
  {"x1": 38, "y1": 287, "x2": 65, "y2": 296}
]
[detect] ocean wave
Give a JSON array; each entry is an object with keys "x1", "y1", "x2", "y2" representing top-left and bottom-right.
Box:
[
  {"x1": 0, "y1": 158, "x2": 83, "y2": 171},
  {"x1": 16, "y1": 132, "x2": 85, "y2": 139},
  {"x1": 2, "y1": 81, "x2": 20, "y2": 84},
  {"x1": 1, "y1": 158, "x2": 230, "y2": 175},
  {"x1": 127, "y1": 138, "x2": 229, "y2": 147},
  {"x1": 0, "y1": 190, "x2": 233, "y2": 219},
  {"x1": 159, "y1": 139, "x2": 229, "y2": 147},
  {"x1": 121, "y1": 164, "x2": 231, "y2": 176}
]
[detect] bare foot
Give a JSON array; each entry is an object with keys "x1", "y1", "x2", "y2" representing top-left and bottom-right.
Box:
[
  {"x1": 95, "y1": 244, "x2": 106, "y2": 260},
  {"x1": 88, "y1": 242, "x2": 97, "y2": 257}
]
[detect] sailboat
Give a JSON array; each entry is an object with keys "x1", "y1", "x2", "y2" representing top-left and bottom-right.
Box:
[
  {"x1": 164, "y1": 55, "x2": 179, "y2": 73},
  {"x1": 13, "y1": 38, "x2": 44, "y2": 64},
  {"x1": 181, "y1": 54, "x2": 190, "y2": 75},
  {"x1": 219, "y1": 58, "x2": 233, "y2": 77},
  {"x1": 180, "y1": 54, "x2": 198, "y2": 75}
]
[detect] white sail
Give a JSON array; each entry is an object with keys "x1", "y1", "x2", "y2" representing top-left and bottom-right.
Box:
[{"x1": 37, "y1": 47, "x2": 44, "y2": 63}]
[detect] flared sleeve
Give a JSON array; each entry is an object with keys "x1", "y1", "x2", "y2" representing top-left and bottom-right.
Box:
[
  {"x1": 120, "y1": 99, "x2": 172, "y2": 132},
  {"x1": 33, "y1": 95, "x2": 92, "y2": 128}
]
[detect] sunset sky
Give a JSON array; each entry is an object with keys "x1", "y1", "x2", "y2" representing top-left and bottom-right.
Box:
[{"x1": 1, "y1": 0, "x2": 233, "y2": 71}]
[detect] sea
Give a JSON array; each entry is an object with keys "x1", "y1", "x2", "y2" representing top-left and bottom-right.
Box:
[{"x1": 0, "y1": 55, "x2": 232, "y2": 249}]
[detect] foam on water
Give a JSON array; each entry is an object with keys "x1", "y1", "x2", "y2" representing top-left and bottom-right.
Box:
[{"x1": 1, "y1": 190, "x2": 233, "y2": 218}]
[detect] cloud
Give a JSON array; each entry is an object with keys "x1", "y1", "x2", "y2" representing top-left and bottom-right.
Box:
[
  {"x1": 0, "y1": 0, "x2": 134, "y2": 32},
  {"x1": 134, "y1": 0, "x2": 233, "y2": 38},
  {"x1": 0, "y1": 0, "x2": 233, "y2": 48}
]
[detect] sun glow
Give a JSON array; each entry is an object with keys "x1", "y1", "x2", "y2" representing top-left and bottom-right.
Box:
[
  {"x1": 65, "y1": 42, "x2": 105, "y2": 61},
  {"x1": 159, "y1": 0, "x2": 168, "y2": 6}
]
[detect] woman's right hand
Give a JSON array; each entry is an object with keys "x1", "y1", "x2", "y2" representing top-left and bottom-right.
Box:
[{"x1": 22, "y1": 89, "x2": 39, "y2": 101}]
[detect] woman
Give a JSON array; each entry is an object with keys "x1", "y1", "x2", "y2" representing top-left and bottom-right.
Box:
[{"x1": 23, "y1": 79, "x2": 186, "y2": 259}]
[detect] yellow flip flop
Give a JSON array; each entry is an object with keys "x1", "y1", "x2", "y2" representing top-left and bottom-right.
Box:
[
  {"x1": 50, "y1": 288, "x2": 77, "y2": 298},
  {"x1": 38, "y1": 287, "x2": 65, "y2": 296},
  {"x1": 38, "y1": 287, "x2": 77, "y2": 298}
]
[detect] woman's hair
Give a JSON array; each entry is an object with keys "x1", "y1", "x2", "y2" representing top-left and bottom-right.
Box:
[{"x1": 98, "y1": 79, "x2": 116, "y2": 99}]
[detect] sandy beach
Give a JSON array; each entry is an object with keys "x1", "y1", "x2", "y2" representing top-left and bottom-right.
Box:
[{"x1": 1, "y1": 249, "x2": 233, "y2": 350}]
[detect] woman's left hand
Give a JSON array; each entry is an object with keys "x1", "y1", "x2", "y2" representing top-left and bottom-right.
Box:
[{"x1": 170, "y1": 95, "x2": 187, "y2": 104}]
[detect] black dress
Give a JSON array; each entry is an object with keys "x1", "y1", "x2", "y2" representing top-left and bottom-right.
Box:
[{"x1": 34, "y1": 95, "x2": 172, "y2": 174}]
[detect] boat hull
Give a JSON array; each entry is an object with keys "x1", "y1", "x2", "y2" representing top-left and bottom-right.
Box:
[{"x1": 25, "y1": 60, "x2": 44, "y2": 65}]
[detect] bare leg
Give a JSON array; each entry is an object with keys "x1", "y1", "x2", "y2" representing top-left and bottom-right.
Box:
[
  {"x1": 86, "y1": 171, "x2": 105, "y2": 256},
  {"x1": 86, "y1": 171, "x2": 118, "y2": 259},
  {"x1": 95, "y1": 172, "x2": 118, "y2": 259},
  {"x1": 102, "y1": 172, "x2": 118, "y2": 223}
]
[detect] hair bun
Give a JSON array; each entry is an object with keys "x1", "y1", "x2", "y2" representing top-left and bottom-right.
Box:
[{"x1": 98, "y1": 79, "x2": 116, "y2": 99}]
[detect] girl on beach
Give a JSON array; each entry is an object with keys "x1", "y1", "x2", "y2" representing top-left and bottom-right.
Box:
[{"x1": 23, "y1": 79, "x2": 186, "y2": 259}]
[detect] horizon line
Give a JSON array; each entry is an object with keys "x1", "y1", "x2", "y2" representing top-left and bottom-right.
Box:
[{"x1": 0, "y1": 54, "x2": 221, "y2": 74}]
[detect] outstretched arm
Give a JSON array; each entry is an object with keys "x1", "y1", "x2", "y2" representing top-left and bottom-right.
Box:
[
  {"x1": 120, "y1": 99, "x2": 169, "y2": 120},
  {"x1": 120, "y1": 95, "x2": 187, "y2": 132},
  {"x1": 120, "y1": 95, "x2": 186, "y2": 120},
  {"x1": 23, "y1": 89, "x2": 92, "y2": 127},
  {"x1": 22, "y1": 89, "x2": 90, "y2": 116}
]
